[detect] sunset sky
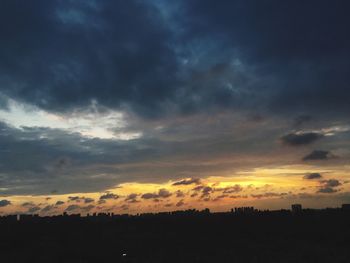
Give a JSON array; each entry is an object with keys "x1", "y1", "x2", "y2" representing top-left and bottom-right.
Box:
[{"x1": 1, "y1": 0, "x2": 350, "y2": 216}]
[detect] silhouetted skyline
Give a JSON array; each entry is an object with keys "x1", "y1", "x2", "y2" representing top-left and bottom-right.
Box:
[{"x1": 1, "y1": 0, "x2": 350, "y2": 216}]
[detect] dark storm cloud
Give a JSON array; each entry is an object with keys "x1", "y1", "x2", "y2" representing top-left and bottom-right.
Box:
[
  {"x1": 1, "y1": 0, "x2": 348, "y2": 119},
  {"x1": 280, "y1": 132, "x2": 323, "y2": 146},
  {"x1": 183, "y1": 0, "x2": 350, "y2": 116},
  {"x1": 0, "y1": 0, "x2": 181, "y2": 118},
  {"x1": 2, "y1": 0, "x2": 350, "y2": 198},
  {"x1": 303, "y1": 150, "x2": 333, "y2": 161},
  {"x1": 0, "y1": 200, "x2": 11, "y2": 207},
  {"x1": 303, "y1": 173, "x2": 323, "y2": 180}
]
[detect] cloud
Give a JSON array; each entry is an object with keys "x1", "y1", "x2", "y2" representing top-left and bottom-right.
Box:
[
  {"x1": 175, "y1": 190, "x2": 185, "y2": 198},
  {"x1": 176, "y1": 200, "x2": 185, "y2": 207},
  {"x1": 141, "y1": 193, "x2": 156, "y2": 200},
  {"x1": 81, "y1": 205, "x2": 95, "y2": 212},
  {"x1": 251, "y1": 192, "x2": 288, "y2": 199},
  {"x1": 192, "y1": 185, "x2": 205, "y2": 192},
  {"x1": 213, "y1": 194, "x2": 228, "y2": 201},
  {"x1": 200, "y1": 186, "x2": 213, "y2": 198},
  {"x1": 183, "y1": 0, "x2": 350, "y2": 116},
  {"x1": 67, "y1": 196, "x2": 94, "y2": 203},
  {"x1": 99, "y1": 193, "x2": 119, "y2": 200},
  {"x1": 65, "y1": 205, "x2": 80, "y2": 212},
  {"x1": 321, "y1": 179, "x2": 342, "y2": 188},
  {"x1": 68, "y1": 196, "x2": 81, "y2": 202},
  {"x1": 303, "y1": 150, "x2": 333, "y2": 161},
  {"x1": 1, "y1": 0, "x2": 350, "y2": 210},
  {"x1": 216, "y1": 184, "x2": 243, "y2": 194},
  {"x1": 317, "y1": 179, "x2": 342, "y2": 194},
  {"x1": 21, "y1": 202, "x2": 35, "y2": 207},
  {"x1": 280, "y1": 132, "x2": 323, "y2": 146},
  {"x1": 84, "y1": 198, "x2": 94, "y2": 204},
  {"x1": 141, "y1": 189, "x2": 172, "y2": 200},
  {"x1": 125, "y1": 193, "x2": 139, "y2": 203},
  {"x1": 1, "y1": 0, "x2": 349, "y2": 120},
  {"x1": 55, "y1": 201, "x2": 65, "y2": 206},
  {"x1": 317, "y1": 187, "x2": 338, "y2": 194},
  {"x1": 41, "y1": 205, "x2": 55, "y2": 213},
  {"x1": 230, "y1": 195, "x2": 248, "y2": 199},
  {"x1": 172, "y1": 178, "x2": 201, "y2": 186},
  {"x1": 158, "y1": 189, "x2": 172, "y2": 198},
  {"x1": 303, "y1": 173, "x2": 323, "y2": 180},
  {"x1": 0, "y1": 200, "x2": 11, "y2": 207},
  {"x1": 0, "y1": 0, "x2": 180, "y2": 118},
  {"x1": 27, "y1": 206, "x2": 41, "y2": 213}
]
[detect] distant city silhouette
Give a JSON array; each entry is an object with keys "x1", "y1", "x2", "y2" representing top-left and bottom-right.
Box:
[{"x1": 1, "y1": 204, "x2": 350, "y2": 262}]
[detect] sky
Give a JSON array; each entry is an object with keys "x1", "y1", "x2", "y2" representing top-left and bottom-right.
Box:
[{"x1": 1, "y1": 0, "x2": 350, "y2": 216}]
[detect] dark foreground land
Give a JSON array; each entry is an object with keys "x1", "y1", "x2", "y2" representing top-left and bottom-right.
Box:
[{"x1": 1, "y1": 209, "x2": 350, "y2": 263}]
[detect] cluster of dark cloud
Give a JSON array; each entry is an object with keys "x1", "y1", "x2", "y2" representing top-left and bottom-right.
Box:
[
  {"x1": 191, "y1": 184, "x2": 246, "y2": 200},
  {"x1": 302, "y1": 173, "x2": 343, "y2": 194},
  {"x1": 318, "y1": 179, "x2": 342, "y2": 194}
]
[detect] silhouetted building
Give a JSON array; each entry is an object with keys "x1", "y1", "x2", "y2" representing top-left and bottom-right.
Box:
[
  {"x1": 291, "y1": 204, "x2": 302, "y2": 213},
  {"x1": 232, "y1": 207, "x2": 255, "y2": 214},
  {"x1": 342, "y1": 204, "x2": 350, "y2": 210}
]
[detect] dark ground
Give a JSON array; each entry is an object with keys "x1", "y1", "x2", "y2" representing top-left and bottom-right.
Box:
[{"x1": 1, "y1": 210, "x2": 350, "y2": 263}]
